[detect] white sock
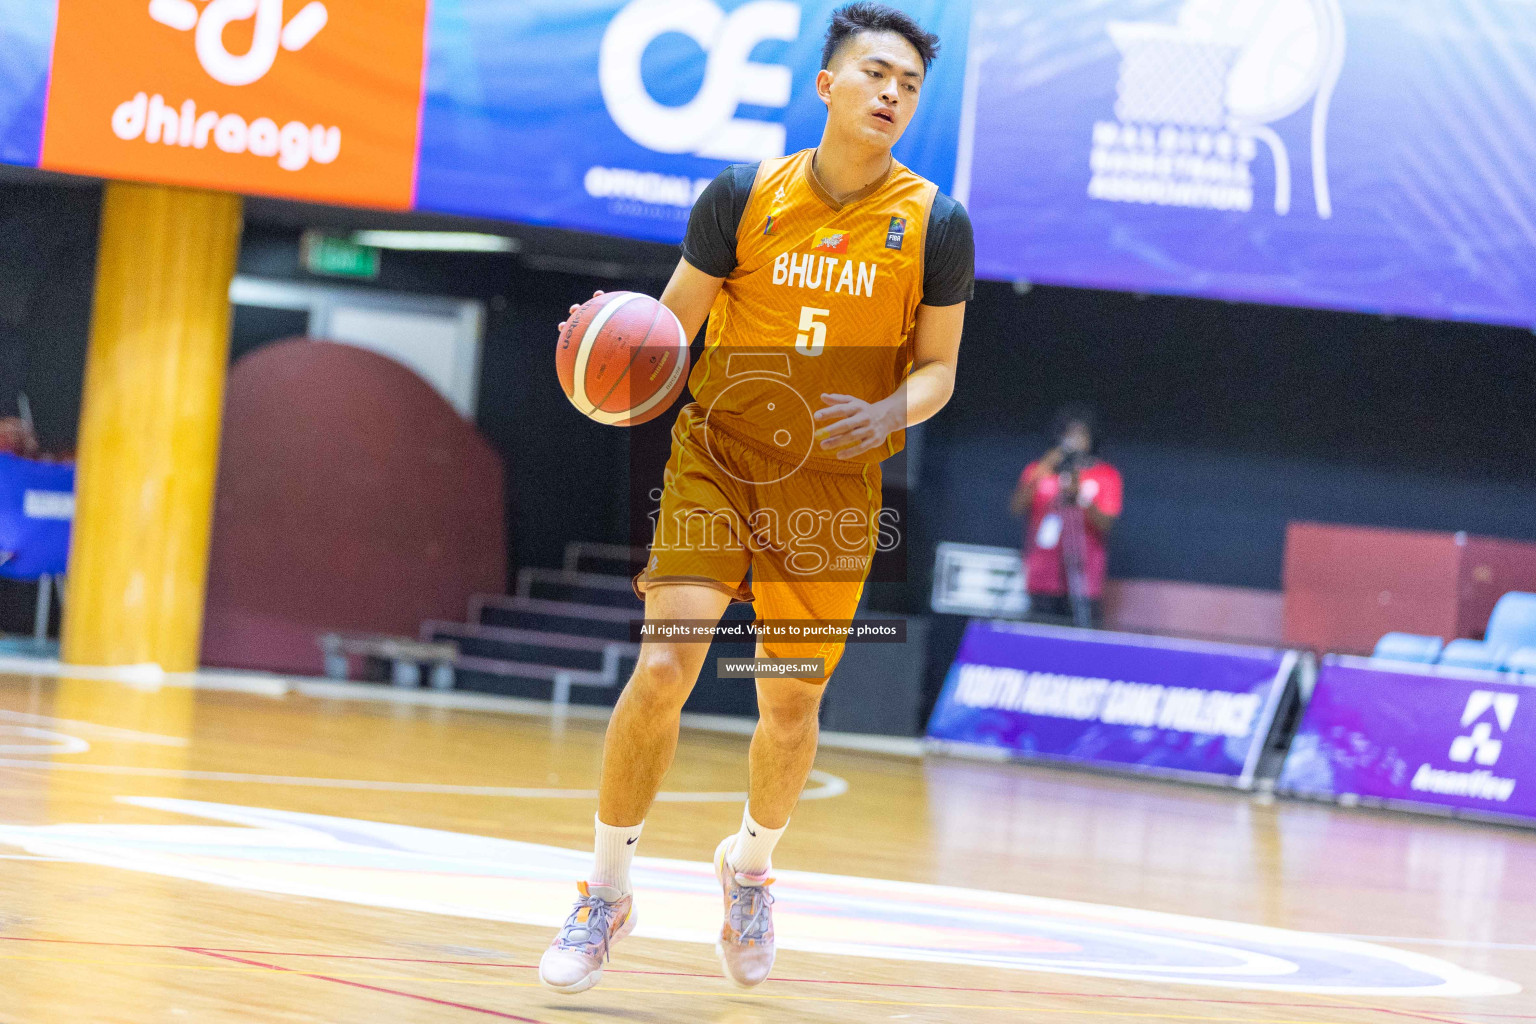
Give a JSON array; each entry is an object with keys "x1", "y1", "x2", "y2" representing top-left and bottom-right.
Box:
[
  {"x1": 590, "y1": 814, "x2": 643, "y2": 894},
  {"x1": 726, "y1": 805, "x2": 786, "y2": 877}
]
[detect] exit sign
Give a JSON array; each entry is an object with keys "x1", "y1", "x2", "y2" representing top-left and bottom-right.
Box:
[{"x1": 302, "y1": 232, "x2": 381, "y2": 280}]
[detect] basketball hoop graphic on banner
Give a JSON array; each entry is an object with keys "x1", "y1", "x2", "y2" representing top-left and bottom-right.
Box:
[{"x1": 1089, "y1": 0, "x2": 1345, "y2": 218}]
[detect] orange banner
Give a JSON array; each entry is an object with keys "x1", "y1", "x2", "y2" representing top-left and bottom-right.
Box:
[{"x1": 41, "y1": 0, "x2": 428, "y2": 209}]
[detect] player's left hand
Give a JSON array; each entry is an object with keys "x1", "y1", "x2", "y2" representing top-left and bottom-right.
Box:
[{"x1": 814, "y1": 394, "x2": 903, "y2": 460}]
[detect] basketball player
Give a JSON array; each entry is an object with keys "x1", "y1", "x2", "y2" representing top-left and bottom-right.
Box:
[{"x1": 540, "y1": 2, "x2": 973, "y2": 993}]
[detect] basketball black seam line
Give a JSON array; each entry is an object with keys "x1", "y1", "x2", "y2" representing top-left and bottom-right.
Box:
[{"x1": 591, "y1": 300, "x2": 670, "y2": 419}]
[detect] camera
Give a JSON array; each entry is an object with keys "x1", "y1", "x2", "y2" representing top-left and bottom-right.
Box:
[{"x1": 1057, "y1": 448, "x2": 1089, "y2": 476}]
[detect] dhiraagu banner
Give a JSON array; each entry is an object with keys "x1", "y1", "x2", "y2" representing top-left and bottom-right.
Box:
[{"x1": 38, "y1": 0, "x2": 429, "y2": 209}]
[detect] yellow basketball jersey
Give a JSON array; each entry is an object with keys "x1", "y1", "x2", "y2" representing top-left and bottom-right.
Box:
[{"x1": 687, "y1": 148, "x2": 937, "y2": 467}]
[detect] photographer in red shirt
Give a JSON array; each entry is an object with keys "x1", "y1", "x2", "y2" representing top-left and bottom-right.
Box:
[{"x1": 1009, "y1": 405, "x2": 1122, "y2": 627}]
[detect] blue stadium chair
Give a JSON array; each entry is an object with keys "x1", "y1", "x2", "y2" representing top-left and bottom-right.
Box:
[
  {"x1": 1507, "y1": 647, "x2": 1536, "y2": 683},
  {"x1": 1372, "y1": 632, "x2": 1444, "y2": 664},
  {"x1": 1485, "y1": 592, "x2": 1536, "y2": 652},
  {"x1": 1438, "y1": 638, "x2": 1507, "y2": 673}
]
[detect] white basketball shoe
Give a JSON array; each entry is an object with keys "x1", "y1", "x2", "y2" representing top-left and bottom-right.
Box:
[{"x1": 538, "y1": 881, "x2": 635, "y2": 995}]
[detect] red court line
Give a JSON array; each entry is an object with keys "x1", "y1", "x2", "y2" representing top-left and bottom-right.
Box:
[
  {"x1": 182, "y1": 948, "x2": 554, "y2": 1024},
  {"x1": 0, "y1": 935, "x2": 1523, "y2": 1021},
  {"x1": 1368, "y1": 1011, "x2": 1483, "y2": 1024}
]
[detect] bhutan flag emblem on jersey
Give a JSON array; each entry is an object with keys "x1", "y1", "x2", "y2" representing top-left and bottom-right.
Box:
[{"x1": 811, "y1": 227, "x2": 851, "y2": 254}]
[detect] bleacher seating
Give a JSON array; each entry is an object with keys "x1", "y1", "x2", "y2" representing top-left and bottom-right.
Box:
[
  {"x1": 1507, "y1": 647, "x2": 1536, "y2": 680},
  {"x1": 1371, "y1": 632, "x2": 1444, "y2": 664},
  {"x1": 1437, "y1": 638, "x2": 1507, "y2": 672},
  {"x1": 1371, "y1": 591, "x2": 1536, "y2": 676},
  {"x1": 1487, "y1": 592, "x2": 1536, "y2": 649},
  {"x1": 420, "y1": 543, "x2": 649, "y2": 706},
  {"x1": 417, "y1": 541, "x2": 757, "y2": 711}
]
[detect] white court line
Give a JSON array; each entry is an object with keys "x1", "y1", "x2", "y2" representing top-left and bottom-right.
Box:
[
  {"x1": 0, "y1": 653, "x2": 924, "y2": 758},
  {"x1": 0, "y1": 710, "x2": 189, "y2": 747},
  {"x1": 1333, "y1": 934, "x2": 1536, "y2": 952},
  {"x1": 0, "y1": 758, "x2": 849, "y2": 802},
  {"x1": 0, "y1": 656, "x2": 288, "y2": 696}
]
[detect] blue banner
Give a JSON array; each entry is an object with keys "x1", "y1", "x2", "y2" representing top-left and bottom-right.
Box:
[
  {"x1": 7, "y1": 0, "x2": 1536, "y2": 328},
  {"x1": 1280, "y1": 656, "x2": 1536, "y2": 827},
  {"x1": 959, "y1": 0, "x2": 1536, "y2": 327},
  {"x1": 0, "y1": 454, "x2": 73, "y2": 580},
  {"x1": 0, "y1": 0, "x2": 54, "y2": 166},
  {"x1": 415, "y1": 0, "x2": 970, "y2": 242},
  {"x1": 926, "y1": 620, "x2": 1294, "y2": 787}
]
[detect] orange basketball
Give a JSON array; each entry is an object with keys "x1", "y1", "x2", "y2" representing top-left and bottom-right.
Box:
[{"x1": 556, "y1": 292, "x2": 690, "y2": 427}]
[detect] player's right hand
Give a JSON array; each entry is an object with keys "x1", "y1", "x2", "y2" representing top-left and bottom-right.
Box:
[{"x1": 558, "y1": 290, "x2": 605, "y2": 334}]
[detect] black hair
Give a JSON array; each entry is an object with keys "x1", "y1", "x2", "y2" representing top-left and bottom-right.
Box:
[
  {"x1": 821, "y1": 2, "x2": 940, "y2": 73},
  {"x1": 1051, "y1": 403, "x2": 1099, "y2": 454}
]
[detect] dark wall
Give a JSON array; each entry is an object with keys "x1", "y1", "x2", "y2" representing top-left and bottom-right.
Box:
[
  {"x1": 0, "y1": 179, "x2": 100, "y2": 451},
  {"x1": 0, "y1": 179, "x2": 99, "y2": 636},
  {"x1": 3, "y1": 181, "x2": 1532, "y2": 633},
  {"x1": 478, "y1": 261, "x2": 678, "y2": 575},
  {"x1": 918, "y1": 282, "x2": 1536, "y2": 592},
  {"x1": 480, "y1": 269, "x2": 1535, "y2": 599}
]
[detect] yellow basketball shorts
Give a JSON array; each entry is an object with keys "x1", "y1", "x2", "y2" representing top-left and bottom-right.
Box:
[{"x1": 634, "y1": 403, "x2": 883, "y2": 681}]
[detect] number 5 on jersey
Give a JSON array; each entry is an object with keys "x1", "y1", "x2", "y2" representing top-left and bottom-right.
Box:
[{"x1": 796, "y1": 306, "x2": 829, "y2": 356}]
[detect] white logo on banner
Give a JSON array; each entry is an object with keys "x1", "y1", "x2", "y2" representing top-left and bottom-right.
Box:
[
  {"x1": 1449, "y1": 690, "x2": 1518, "y2": 766},
  {"x1": 117, "y1": 0, "x2": 340, "y2": 170},
  {"x1": 1091, "y1": 0, "x2": 1345, "y2": 218},
  {"x1": 1411, "y1": 689, "x2": 1520, "y2": 803},
  {"x1": 600, "y1": 0, "x2": 801, "y2": 162},
  {"x1": 950, "y1": 663, "x2": 1264, "y2": 739},
  {"x1": 148, "y1": 0, "x2": 329, "y2": 86},
  {"x1": 22, "y1": 490, "x2": 74, "y2": 522}
]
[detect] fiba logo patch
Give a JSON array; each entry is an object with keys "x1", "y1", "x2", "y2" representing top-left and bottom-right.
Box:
[
  {"x1": 149, "y1": 0, "x2": 328, "y2": 86},
  {"x1": 1090, "y1": 0, "x2": 1346, "y2": 218},
  {"x1": 599, "y1": 0, "x2": 800, "y2": 162}
]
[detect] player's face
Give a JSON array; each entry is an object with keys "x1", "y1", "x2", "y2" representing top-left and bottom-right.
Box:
[{"x1": 818, "y1": 31, "x2": 925, "y2": 149}]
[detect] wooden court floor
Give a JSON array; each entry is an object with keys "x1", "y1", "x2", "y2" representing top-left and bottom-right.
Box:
[{"x1": 0, "y1": 666, "x2": 1531, "y2": 1024}]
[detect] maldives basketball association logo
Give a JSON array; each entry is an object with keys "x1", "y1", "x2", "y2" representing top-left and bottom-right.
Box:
[{"x1": 1089, "y1": 0, "x2": 1346, "y2": 219}]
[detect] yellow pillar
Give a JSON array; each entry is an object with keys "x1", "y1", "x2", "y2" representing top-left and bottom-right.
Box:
[{"x1": 62, "y1": 181, "x2": 243, "y2": 672}]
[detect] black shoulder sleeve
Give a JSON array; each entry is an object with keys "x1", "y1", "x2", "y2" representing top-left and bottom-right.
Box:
[
  {"x1": 681, "y1": 163, "x2": 760, "y2": 278},
  {"x1": 922, "y1": 192, "x2": 975, "y2": 307}
]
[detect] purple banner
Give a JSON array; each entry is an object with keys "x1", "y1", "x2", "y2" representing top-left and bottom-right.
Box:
[
  {"x1": 1280, "y1": 656, "x2": 1534, "y2": 825},
  {"x1": 926, "y1": 621, "x2": 1293, "y2": 787}
]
